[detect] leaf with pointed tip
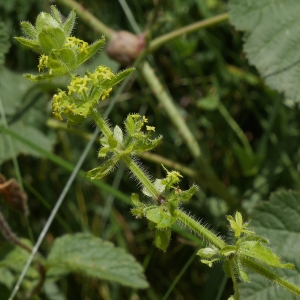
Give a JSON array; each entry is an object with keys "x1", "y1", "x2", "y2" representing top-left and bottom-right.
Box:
[
  {"x1": 154, "y1": 228, "x2": 171, "y2": 252},
  {"x1": 77, "y1": 38, "x2": 106, "y2": 66},
  {"x1": 145, "y1": 206, "x2": 176, "y2": 229},
  {"x1": 86, "y1": 155, "x2": 119, "y2": 179},
  {"x1": 14, "y1": 37, "x2": 43, "y2": 53},
  {"x1": 240, "y1": 241, "x2": 294, "y2": 269},
  {"x1": 63, "y1": 10, "x2": 76, "y2": 36},
  {"x1": 131, "y1": 193, "x2": 141, "y2": 206},
  {"x1": 113, "y1": 125, "x2": 123, "y2": 144},
  {"x1": 102, "y1": 68, "x2": 134, "y2": 89},
  {"x1": 50, "y1": 5, "x2": 63, "y2": 24},
  {"x1": 46, "y1": 233, "x2": 149, "y2": 288},
  {"x1": 36, "y1": 12, "x2": 62, "y2": 35},
  {"x1": 107, "y1": 134, "x2": 118, "y2": 149},
  {"x1": 24, "y1": 73, "x2": 65, "y2": 82},
  {"x1": 133, "y1": 136, "x2": 162, "y2": 153},
  {"x1": 49, "y1": 48, "x2": 77, "y2": 72},
  {"x1": 38, "y1": 28, "x2": 66, "y2": 53},
  {"x1": 20, "y1": 21, "x2": 37, "y2": 39}
]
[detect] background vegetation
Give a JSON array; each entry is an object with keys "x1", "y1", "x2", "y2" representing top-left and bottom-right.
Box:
[{"x1": 1, "y1": 0, "x2": 300, "y2": 299}]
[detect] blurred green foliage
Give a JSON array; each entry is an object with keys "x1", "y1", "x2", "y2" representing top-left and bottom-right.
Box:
[{"x1": 1, "y1": 0, "x2": 300, "y2": 299}]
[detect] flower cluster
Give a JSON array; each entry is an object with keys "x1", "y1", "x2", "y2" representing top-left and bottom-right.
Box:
[{"x1": 64, "y1": 36, "x2": 89, "y2": 53}]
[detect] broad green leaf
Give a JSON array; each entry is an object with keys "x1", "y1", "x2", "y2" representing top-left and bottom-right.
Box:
[
  {"x1": 238, "y1": 190, "x2": 300, "y2": 299},
  {"x1": 36, "y1": 12, "x2": 62, "y2": 35},
  {"x1": 38, "y1": 28, "x2": 66, "y2": 53},
  {"x1": 0, "y1": 241, "x2": 38, "y2": 279},
  {"x1": 49, "y1": 48, "x2": 77, "y2": 72},
  {"x1": 46, "y1": 233, "x2": 149, "y2": 288},
  {"x1": 228, "y1": 0, "x2": 300, "y2": 103},
  {"x1": 145, "y1": 206, "x2": 176, "y2": 229},
  {"x1": 0, "y1": 267, "x2": 14, "y2": 289},
  {"x1": 154, "y1": 228, "x2": 171, "y2": 252}
]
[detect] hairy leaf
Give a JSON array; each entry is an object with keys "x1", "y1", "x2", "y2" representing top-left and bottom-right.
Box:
[
  {"x1": 239, "y1": 190, "x2": 300, "y2": 299},
  {"x1": 229, "y1": 0, "x2": 300, "y2": 103},
  {"x1": 46, "y1": 233, "x2": 149, "y2": 288}
]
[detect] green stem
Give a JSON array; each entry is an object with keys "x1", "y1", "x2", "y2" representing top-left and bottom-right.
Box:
[
  {"x1": 241, "y1": 257, "x2": 300, "y2": 298},
  {"x1": 218, "y1": 101, "x2": 253, "y2": 155},
  {"x1": 175, "y1": 209, "x2": 226, "y2": 249},
  {"x1": 148, "y1": 13, "x2": 229, "y2": 52},
  {"x1": 90, "y1": 109, "x2": 160, "y2": 199},
  {"x1": 140, "y1": 62, "x2": 238, "y2": 207},
  {"x1": 228, "y1": 259, "x2": 240, "y2": 300}
]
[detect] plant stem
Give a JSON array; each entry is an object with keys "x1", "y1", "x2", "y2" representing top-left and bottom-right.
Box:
[
  {"x1": 148, "y1": 13, "x2": 229, "y2": 52},
  {"x1": 241, "y1": 257, "x2": 300, "y2": 297},
  {"x1": 228, "y1": 259, "x2": 240, "y2": 300},
  {"x1": 90, "y1": 109, "x2": 160, "y2": 199},
  {"x1": 218, "y1": 101, "x2": 253, "y2": 155},
  {"x1": 140, "y1": 62, "x2": 238, "y2": 207},
  {"x1": 175, "y1": 209, "x2": 226, "y2": 249}
]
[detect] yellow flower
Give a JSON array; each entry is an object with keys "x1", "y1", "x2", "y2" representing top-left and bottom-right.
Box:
[
  {"x1": 146, "y1": 126, "x2": 155, "y2": 132},
  {"x1": 101, "y1": 88, "x2": 112, "y2": 100}
]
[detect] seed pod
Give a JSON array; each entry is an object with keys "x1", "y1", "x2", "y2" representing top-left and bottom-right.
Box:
[{"x1": 106, "y1": 30, "x2": 145, "y2": 66}]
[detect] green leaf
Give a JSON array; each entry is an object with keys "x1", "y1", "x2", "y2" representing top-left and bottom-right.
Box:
[
  {"x1": 86, "y1": 156, "x2": 119, "y2": 180},
  {"x1": 197, "y1": 247, "x2": 218, "y2": 259},
  {"x1": 20, "y1": 21, "x2": 37, "y2": 39},
  {"x1": 76, "y1": 38, "x2": 106, "y2": 66},
  {"x1": 221, "y1": 245, "x2": 236, "y2": 257},
  {"x1": 107, "y1": 134, "x2": 118, "y2": 149},
  {"x1": 38, "y1": 28, "x2": 66, "y2": 53},
  {"x1": 238, "y1": 190, "x2": 300, "y2": 299},
  {"x1": 133, "y1": 136, "x2": 162, "y2": 154},
  {"x1": 154, "y1": 228, "x2": 171, "y2": 252},
  {"x1": 196, "y1": 94, "x2": 219, "y2": 110},
  {"x1": 36, "y1": 12, "x2": 62, "y2": 35},
  {"x1": 0, "y1": 241, "x2": 37, "y2": 279},
  {"x1": 50, "y1": 5, "x2": 63, "y2": 24},
  {"x1": 14, "y1": 37, "x2": 42, "y2": 54},
  {"x1": 113, "y1": 125, "x2": 123, "y2": 144},
  {"x1": 63, "y1": 9, "x2": 76, "y2": 36},
  {"x1": 131, "y1": 193, "x2": 141, "y2": 206},
  {"x1": 145, "y1": 206, "x2": 176, "y2": 229},
  {"x1": 0, "y1": 267, "x2": 14, "y2": 289},
  {"x1": 49, "y1": 48, "x2": 77, "y2": 72},
  {"x1": 46, "y1": 233, "x2": 149, "y2": 288},
  {"x1": 240, "y1": 242, "x2": 294, "y2": 269},
  {"x1": 102, "y1": 68, "x2": 135, "y2": 89},
  {"x1": 172, "y1": 185, "x2": 198, "y2": 203},
  {"x1": 228, "y1": 0, "x2": 300, "y2": 103}
]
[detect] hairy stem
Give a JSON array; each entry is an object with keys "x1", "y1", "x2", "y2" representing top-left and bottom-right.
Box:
[
  {"x1": 175, "y1": 209, "x2": 226, "y2": 249},
  {"x1": 228, "y1": 259, "x2": 240, "y2": 300},
  {"x1": 90, "y1": 109, "x2": 160, "y2": 199},
  {"x1": 241, "y1": 257, "x2": 300, "y2": 297}
]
